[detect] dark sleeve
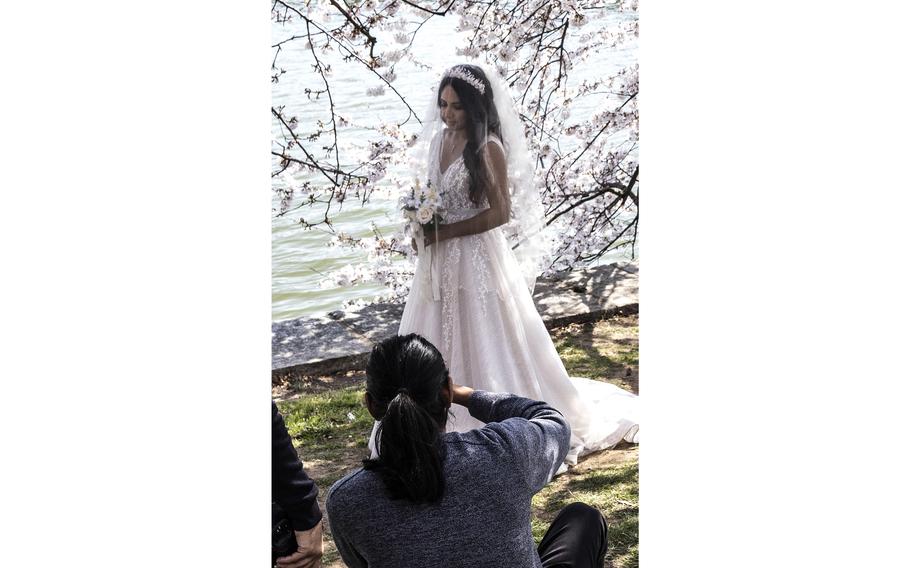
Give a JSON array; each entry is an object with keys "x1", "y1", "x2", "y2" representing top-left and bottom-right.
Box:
[
  {"x1": 466, "y1": 390, "x2": 571, "y2": 493},
  {"x1": 272, "y1": 401, "x2": 322, "y2": 531}
]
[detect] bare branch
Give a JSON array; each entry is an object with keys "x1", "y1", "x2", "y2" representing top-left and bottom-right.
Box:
[
  {"x1": 328, "y1": 0, "x2": 378, "y2": 60},
  {"x1": 400, "y1": 0, "x2": 456, "y2": 16}
]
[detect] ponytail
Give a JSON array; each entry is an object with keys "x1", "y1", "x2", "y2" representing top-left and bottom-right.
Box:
[{"x1": 362, "y1": 335, "x2": 450, "y2": 503}]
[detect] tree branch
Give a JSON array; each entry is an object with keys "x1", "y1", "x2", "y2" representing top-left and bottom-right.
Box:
[{"x1": 400, "y1": 0, "x2": 456, "y2": 16}]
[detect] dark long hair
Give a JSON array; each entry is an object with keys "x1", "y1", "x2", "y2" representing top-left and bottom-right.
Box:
[
  {"x1": 362, "y1": 334, "x2": 450, "y2": 503},
  {"x1": 437, "y1": 64, "x2": 502, "y2": 205}
]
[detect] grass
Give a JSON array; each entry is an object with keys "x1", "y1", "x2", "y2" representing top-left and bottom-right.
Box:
[
  {"x1": 532, "y1": 458, "x2": 639, "y2": 568},
  {"x1": 552, "y1": 314, "x2": 639, "y2": 394},
  {"x1": 275, "y1": 313, "x2": 639, "y2": 568},
  {"x1": 280, "y1": 386, "x2": 373, "y2": 454}
]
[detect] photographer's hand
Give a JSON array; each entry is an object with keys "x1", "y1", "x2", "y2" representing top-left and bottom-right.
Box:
[
  {"x1": 276, "y1": 522, "x2": 324, "y2": 568},
  {"x1": 450, "y1": 383, "x2": 475, "y2": 407}
]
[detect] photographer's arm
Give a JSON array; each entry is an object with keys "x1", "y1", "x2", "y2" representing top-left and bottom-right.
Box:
[{"x1": 453, "y1": 387, "x2": 571, "y2": 492}]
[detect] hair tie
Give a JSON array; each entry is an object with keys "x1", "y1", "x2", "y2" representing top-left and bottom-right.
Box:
[{"x1": 396, "y1": 387, "x2": 410, "y2": 397}]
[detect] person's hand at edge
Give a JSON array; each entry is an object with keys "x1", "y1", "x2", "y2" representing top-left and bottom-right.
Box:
[{"x1": 276, "y1": 521, "x2": 324, "y2": 568}]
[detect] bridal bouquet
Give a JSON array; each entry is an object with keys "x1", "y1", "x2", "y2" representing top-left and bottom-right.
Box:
[
  {"x1": 401, "y1": 178, "x2": 444, "y2": 300},
  {"x1": 401, "y1": 178, "x2": 444, "y2": 237}
]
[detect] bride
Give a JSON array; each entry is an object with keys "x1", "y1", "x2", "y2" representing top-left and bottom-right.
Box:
[{"x1": 375, "y1": 63, "x2": 638, "y2": 468}]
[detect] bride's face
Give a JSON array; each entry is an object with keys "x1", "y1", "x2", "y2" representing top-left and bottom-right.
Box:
[{"x1": 439, "y1": 85, "x2": 467, "y2": 132}]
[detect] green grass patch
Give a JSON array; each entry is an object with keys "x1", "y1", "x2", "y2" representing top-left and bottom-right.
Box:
[{"x1": 277, "y1": 386, "x2": 373, "y2": 455}]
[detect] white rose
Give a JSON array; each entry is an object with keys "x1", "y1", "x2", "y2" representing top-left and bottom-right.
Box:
[{"x1": 416, "y1": 206, "x2": 433, "y2": 224}]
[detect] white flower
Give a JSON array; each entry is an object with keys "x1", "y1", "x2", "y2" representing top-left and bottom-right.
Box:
[
  {"x1": 416, "y1": 206, "x2": 433, "y2": 224},
  {"x1": 366, "y1": 86, "x2": 386, "y2": 97},
  {"x1": 384, "y1": 50, "x2": 404, "y2": 64}
]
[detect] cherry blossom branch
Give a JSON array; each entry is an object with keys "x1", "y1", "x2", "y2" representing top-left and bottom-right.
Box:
[
  {"x1": 302, "y1": 16, "x2": 422, "y2": 125},
  {"x1": 305, "y1": 19, "x2": 341, "y2": 186},
  {"x1": 328, "y1": 0, "x2": 377, "y2": 60},
  {"x1": 400, "y1": 0, "x2": 457, "y2": 16}
]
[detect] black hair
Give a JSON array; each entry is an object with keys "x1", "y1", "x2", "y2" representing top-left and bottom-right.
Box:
[
  {"x1": 362, "y1": 334, "x2": 450, "y2": 503},
  {"x1": 437, "y1": 64, "x2": 502, "y2": 205}
]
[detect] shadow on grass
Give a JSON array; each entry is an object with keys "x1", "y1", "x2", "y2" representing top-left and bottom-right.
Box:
[
  {"x1": 533, "y1": 459, "x2": 639, "y2": 568},
  {"x1": 553, "y1": 315, "x2": 639, "y2": 394},
  {"x1": 568, "y1": 466, "x2": 638, "y2": 490}
]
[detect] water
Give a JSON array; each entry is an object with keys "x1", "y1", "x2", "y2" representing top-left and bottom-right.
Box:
[{"x1": 272, "y1": 9, "x2": 637, "y2": 322}]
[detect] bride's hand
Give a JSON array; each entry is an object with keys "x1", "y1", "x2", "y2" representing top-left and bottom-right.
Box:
[{"x1": 423, "y1": 224, "x2": 448, "y2": 247}]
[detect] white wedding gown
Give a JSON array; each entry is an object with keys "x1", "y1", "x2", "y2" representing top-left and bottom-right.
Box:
[{"x1": 376, "y1": 133, "x2": 639, "y2": 467}]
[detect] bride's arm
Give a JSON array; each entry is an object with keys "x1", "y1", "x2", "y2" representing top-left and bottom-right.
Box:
[{"x1": 428, "y1": 141, "x2": 510, "y2": 243}]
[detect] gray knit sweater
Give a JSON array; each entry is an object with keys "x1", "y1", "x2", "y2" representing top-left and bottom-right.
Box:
[{"x1": 326, "y1": 390, "x2": 571, "y2": 568}]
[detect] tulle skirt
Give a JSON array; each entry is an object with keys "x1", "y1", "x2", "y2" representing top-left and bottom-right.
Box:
[{"x1": 389, "y1": 225, "x2": 638, "y2": 466}]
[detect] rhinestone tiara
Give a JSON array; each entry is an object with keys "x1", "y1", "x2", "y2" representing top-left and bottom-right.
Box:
[{"x1": 443, "y1": 66, "x2": 486, "y2": 95}]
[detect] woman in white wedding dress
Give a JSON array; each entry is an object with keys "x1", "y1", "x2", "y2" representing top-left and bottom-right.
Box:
[{"x1": 376, "y1": 64, "x2": 638, "y2": 468}]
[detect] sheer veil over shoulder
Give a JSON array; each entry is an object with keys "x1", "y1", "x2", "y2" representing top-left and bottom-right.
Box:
[{"x1": 373, "y1": 63, "x2": 638, "y2": 468}]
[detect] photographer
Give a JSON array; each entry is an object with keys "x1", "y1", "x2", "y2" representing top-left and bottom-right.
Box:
[{"x1": 326, "y1": 334, "x2": 608, "y2": 568}]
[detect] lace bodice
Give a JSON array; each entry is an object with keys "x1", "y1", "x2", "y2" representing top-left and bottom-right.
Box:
[{"x1": 429, "y1": 131, "x2": 497, "y2": 222}]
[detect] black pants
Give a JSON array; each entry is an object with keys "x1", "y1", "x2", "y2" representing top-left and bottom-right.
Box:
[{"x1": 537, "y1": 502, "x2": 609, "y2": 568}]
